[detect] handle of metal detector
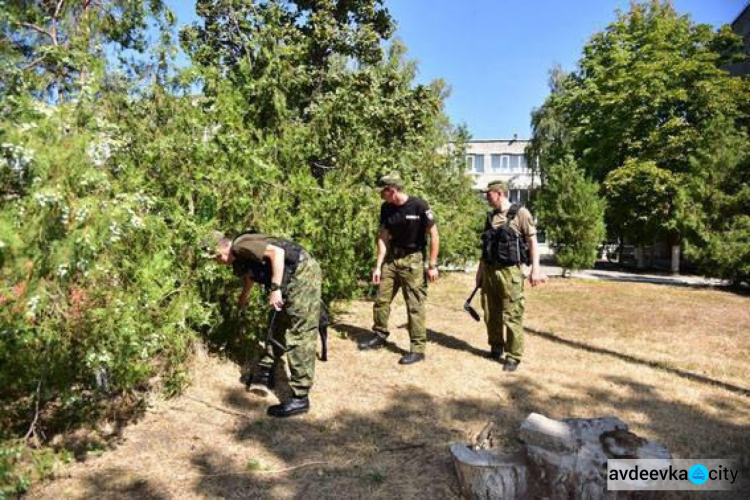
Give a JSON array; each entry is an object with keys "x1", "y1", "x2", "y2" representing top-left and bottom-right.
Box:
[{"x1": 266, "y1": 310, "x2": 287, "y2": 352}]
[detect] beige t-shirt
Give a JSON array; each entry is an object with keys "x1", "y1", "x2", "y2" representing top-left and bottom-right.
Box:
[
  {"x1": 488, "y1": 206, "x2": 537, "y2": 238},
  {"x1": 232, "y1": 233, "x2": 271, "y2": 262}
]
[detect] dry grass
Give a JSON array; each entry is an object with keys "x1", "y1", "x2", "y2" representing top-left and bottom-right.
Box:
[{"x1": 30, "y1": 273, "x2": 750, "y2": 499}]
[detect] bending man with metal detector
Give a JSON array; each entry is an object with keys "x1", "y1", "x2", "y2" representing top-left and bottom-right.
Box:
[
  {"x1": 475, "y1": 180, "x2": 545, "y2": 372},
  {"x1": 213, "y1": 231, "x2": 322, "y2": 417}
]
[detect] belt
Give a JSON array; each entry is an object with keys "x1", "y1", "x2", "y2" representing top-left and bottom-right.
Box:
[{"x1": 389, "y1": 247, "x2": 422, "y2": 259}]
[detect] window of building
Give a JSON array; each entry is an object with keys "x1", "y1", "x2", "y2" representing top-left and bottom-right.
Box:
[
  {"x1": 491, "y1": 154, "x2": 502, "y2": 172},
  {"x1": 501, "y1": 155, "x2": 510, "y2": 170},
  {"x1": 509, "y1": 189, "x2": 530, "y2": 205},
  {"x1": 468, "y1": 154, "x2": 484, "y2": 173}
]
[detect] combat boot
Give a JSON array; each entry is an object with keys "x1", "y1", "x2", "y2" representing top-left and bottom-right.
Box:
[
  {"x1": 358, "y1": 333, "x2": 387, "y2": 350},
  {"x1": 486, "y1": 346, "x2": 503, "y2": 361},
  {"x1": 398, "y1": 353, "x2": 425, "y2": 365},
  {"x1": 244, "y1": 367, "x2": 275, "y2": 395},
  {"x1": 267, "y1": 396, "x2": 310, "y2": 417},
  {"x1": 503, "y1": 359, "x2": 520, "y2": 372}
]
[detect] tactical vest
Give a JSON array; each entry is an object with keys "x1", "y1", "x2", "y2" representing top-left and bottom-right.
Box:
[
  {"x1": 231, "y1": 231, "x2": 304, "y2": 291},
  {"x1": 481, "y1": 205, "x2": 530, "y2": 267}
]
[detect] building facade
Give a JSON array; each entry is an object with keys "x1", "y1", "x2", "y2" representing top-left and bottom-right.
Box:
[
  {"x1": 465, "y1": 138, "x2": 538, "y2": 202},
  {"x1": 465, "y1": 138, "x2": 552, "y2": 256},
  {"x1": 726, "y1": 3, "x2": 750, "y2": 76}
]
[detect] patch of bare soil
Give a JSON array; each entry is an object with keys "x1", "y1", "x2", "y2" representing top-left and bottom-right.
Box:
[{"x1": 29, "y1": 274, "x2": 750, "y2": 498}]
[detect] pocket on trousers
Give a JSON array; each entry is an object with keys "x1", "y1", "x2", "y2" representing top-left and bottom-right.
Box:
[{"x1": 509, "y1": 271, "x2": 523, "y2": 302}]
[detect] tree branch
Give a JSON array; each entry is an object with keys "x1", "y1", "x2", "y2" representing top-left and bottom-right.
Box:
[
  {"x1": 23, "y1": 57, "x2": 46, "y2": 71},
  {"x1": 13, "y1": 21, "x2": 54, "y2": 41},
  {"x1": 54, "y1": 0, "x2": 66, "y2": 19}
]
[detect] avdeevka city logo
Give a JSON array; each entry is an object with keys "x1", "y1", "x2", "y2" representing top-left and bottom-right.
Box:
[{"x1": 689, "y1": 464, "x2": 709, "y2": 485}]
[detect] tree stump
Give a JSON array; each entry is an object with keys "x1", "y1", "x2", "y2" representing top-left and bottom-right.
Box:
[{"x1": 450, "y1": 443, "x2": 528, "y2": 499}]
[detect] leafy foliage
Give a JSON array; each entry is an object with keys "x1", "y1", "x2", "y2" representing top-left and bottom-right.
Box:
[
  {"x1": 535, "y1": 156, "x2": 606, "y2": 273},
  {"x1": 529, "y1": 0, "x2": 749, "y2": 277},
  {"x1": 679, "y1": 118, "x2": 750, "y2": 284},
  {"x1": 603, "y1": 159, "x2": 681, "y2": 247},
  {"x1": 0, "y1": 0, "x2": 482, "y2": 476}
]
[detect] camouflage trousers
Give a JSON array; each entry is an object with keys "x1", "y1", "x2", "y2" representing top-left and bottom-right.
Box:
[
  {"x1": 258, "y1": 257, "x2": 322, "y2": 397},
  {"x1": 481, "y1": 263, "x2": 525, "y2": 362},
  {"x1": 373, "y1": 252, "x2": 428, "y2": 354}
]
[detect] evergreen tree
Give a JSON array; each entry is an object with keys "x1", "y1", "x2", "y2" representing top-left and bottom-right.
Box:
[{"x1": 535, "y1": 156, "x2": 606, "y2": 274}]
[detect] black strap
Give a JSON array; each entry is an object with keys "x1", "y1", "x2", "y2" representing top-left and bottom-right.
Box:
[{"x1": 486, "y1": 204, "x2": 521, "y2": 230}]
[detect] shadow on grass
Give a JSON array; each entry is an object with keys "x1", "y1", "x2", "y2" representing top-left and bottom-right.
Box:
[
  {"x1": 526, "y1": 326, "x2": 750, "y2": 397},
  {"x1": 72, "y1": 372, "x2": 750, "y2": 498},
  {"x1": 193, "y1": 388, "x2": 498, "y2": 498},
  {"x1": 333, "y1": 322, "x2": 408, "y2": 355},
  {"x1": 426, "y1": 328, "x2": 487, "y2": 358},
  {"x1": 78, "y1": 467, "x2": 169, "y2": 500},
  {"x1": 334, "y1": 322, "x2": 488, "y2": 359}
]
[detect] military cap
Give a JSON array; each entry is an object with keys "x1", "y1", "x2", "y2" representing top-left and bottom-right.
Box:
[
  {"x1": 199, "y1": 230, "x2": 226, "y2": 257},
  {"x1": 376, "y1": 172, "x2": 403, "y2": 189},
  {"x1": 480, "y1": 180, "x2": 509, "y2": 193}
]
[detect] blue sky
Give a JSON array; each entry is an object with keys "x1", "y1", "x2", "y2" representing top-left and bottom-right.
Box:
[{"x1": 164, "y1": 0, "x2": 747, "y2": 140}]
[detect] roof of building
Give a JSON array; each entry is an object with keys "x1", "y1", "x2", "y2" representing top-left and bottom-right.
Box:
[{"x1": 732, "y1": 2, "x2": 750, "y2": 31}]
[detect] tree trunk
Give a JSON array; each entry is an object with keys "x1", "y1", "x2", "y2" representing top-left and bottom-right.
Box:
[
  {"x1": 670, "y1": 245, "x2": 680, "y2": 275},
  {"x1": 450, "y1": 444, "x2": 528, "y2": 499},
  {"x1": 635, "y1": 246, "x2": 646, "y2": 269}
]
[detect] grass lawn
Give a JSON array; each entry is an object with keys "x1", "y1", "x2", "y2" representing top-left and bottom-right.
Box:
[{"x1": 31, "y1": 272, "x2": 749, "y2": 499}]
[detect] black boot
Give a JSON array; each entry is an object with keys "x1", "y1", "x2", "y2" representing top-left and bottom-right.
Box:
[
  {"x1": 358, "y1": 334, "x2": 387, "y2": 350},
  {"x1": 267, "y1": 396, "x2": 310, "y2": 417},
  {"x1": 485, "y1": 347, "x2": 503, "y2": 361},
  {"x1": 398, "y1": 353, "x2": 425, "y2": 365},
  {"x1": 244, "y1": 367, "x2": 275, "y2": 395},
  {"x1": 503, "y1": 359, "x2": 520, "y2": 372}
]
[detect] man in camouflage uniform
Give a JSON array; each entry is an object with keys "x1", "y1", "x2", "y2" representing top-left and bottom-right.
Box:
[
  {"x1": 476, "y1": 180, "x2": 545, "y2": 372},
  {"x1": 214, "y1": 231, "x2": 321, "y2": 417},
  {"x1": 358, "y1": 173, "x2": 440, "y2": 365}
]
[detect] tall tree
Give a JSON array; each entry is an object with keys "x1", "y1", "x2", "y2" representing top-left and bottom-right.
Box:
[
  {"x1": 535, "y1": 156, "x2": 606, "y2": 274},
  {"x1": 1, "y1": 0, "x2": 173, "y2": 104},
  {"x1": 527, "y1": 65, "x2": 572, "y2": 184},
  {"x1": 179, "y1": 0, "x2": 482, "y2": 300},
  {"x1": 529, "y1": 0, "x2": 749, "y2": 276},
  {"x1": 603, "y1": 159, "x2": 681, "y2": 267},
  {"x1": 680, "y1": 118, "x2": 750, "y2": 284},
  {"x1": 562, "y1": 0, "x2": 748, "y2": 182}
]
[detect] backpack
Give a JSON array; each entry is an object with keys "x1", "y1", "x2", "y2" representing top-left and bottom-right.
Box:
[{"x1": 480, "y1": 205, "x2": 530, "y2": 267}]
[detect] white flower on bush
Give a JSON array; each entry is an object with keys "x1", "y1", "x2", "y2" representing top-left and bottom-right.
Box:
[
  {"x1": 57, "y1": 263, "x2": 69, "y2": 278},
  {"x1": 26, "y1": 295, "x2": 42, "y2": 319},
  {"x1": 74, "y1": 204, "x2": 91, "y2": 224},
  {"x1": 87, "y1": 129, "x2": 124, "y2": 169},
  {"x1": 87, "y1": 141, "x2": 113, "y2": 168},
  {"x1": 125, "y1": 207, "x2": 145, "y2": 229},
  {"x1": 1, "y1": 142, "x2": 34, "y2": 178},
  {"x1": 60, "y1": 205, "x2": 70, "y2": 226},
  {"x1": 18, "y1": 122, "x2": 38, "y2": 133},
  {"x1": 33, "y1": 190, "x2": 63, "y2": 207},
  {"x1": 108, "y1": 221, "x2": 122, "y2": 243}
]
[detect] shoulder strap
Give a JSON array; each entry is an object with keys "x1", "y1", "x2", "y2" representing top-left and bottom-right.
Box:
[
  {"x1": 485, "y1": 211, "x2": 495, "y2": 231},
  {"x1": 506, "y1": 204, "x2": 521, "y2": 221}
]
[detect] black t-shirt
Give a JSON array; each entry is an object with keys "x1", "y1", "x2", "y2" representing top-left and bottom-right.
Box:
[{"x1": 379, "y1": 196, "x2": 435, "y2": 250}]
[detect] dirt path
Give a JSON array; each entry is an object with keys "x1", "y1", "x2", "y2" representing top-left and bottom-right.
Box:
[{"x1": 30, "y1": 274, "x2": 750, "y2": 498}]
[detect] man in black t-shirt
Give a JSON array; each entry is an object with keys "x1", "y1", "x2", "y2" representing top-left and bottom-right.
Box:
[{"x1": 358, "y1": 173, "x2": 440, "y2": 365}]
